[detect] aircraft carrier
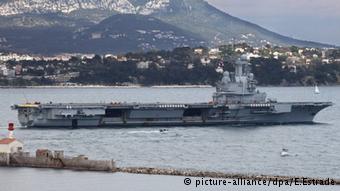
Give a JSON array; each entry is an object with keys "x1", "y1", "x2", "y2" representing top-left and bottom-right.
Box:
[{"x1": 12, "y1": 55, "x2": 332, "y2": 128}]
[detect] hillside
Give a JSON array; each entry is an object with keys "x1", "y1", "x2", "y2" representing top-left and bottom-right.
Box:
[
  {"x1": 73, "y1": 14, "x2": 204, "y2": 54},
  {"x1": 0, "y1": 14, "x2": 203, "y2": 54},
  {"x1": 0, "y1": 0, "x2": 333, "y2": 54},
  {"x1": 153, "y1": 0, "x2": 331, "y2": 47}
]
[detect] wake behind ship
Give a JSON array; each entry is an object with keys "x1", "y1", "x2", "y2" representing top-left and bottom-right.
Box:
[{"x1": 12, "y1": 55, "x2": 332, "y2": 128}]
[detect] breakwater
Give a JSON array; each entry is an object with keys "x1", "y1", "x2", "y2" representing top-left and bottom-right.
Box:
[
  {"x1": 0, "y1": 149, "x2": 115, "y2": 172},
  {"x1": 118, "y1": 167, "x2": 340, "y2": 185},
  {"x1": 1, "y1": 149, "x2": 339, "y2": 185}
]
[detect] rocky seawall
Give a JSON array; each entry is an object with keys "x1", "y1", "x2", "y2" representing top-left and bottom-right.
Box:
[
  {"x1": 118, "y1": 167, "x2": 340, "y2": 185},
  {"x1": 1, "y1": 149, "x2": 339, "y2": 185},
  {"x1": 0, "y1": 149, "x2": 115, "y2": 172}
]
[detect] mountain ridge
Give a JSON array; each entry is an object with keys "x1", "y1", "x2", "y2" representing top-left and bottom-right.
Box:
[
  {"x1": 0, "y1": 14, "x2": 204, "y2": 54},
  {"x1": 152, "y1": 0, "x2": 332, "y2": 47},
  {"x1": 0, "y1": 0, "x2": 334, "y2": 55},
  {"x1": 0, "y1": 0, "x2": 170, "y2": 15}
]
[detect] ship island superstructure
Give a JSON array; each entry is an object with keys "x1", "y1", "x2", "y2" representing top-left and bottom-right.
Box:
[{"x1": 12, "y1": 55, "x2": 332, "y2": 128}]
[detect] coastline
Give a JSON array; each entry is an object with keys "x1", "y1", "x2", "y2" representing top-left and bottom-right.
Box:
[
  {"x1": 1, "y1": 84, "x2": 339, "y2": 89},
  {"x1": 0, "y1": 85, "x2": 213, "y2": 89}
]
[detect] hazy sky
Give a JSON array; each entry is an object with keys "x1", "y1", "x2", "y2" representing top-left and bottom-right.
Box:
[{"x1": 207, "y1": 0, "x2": 340, "y2": 46}]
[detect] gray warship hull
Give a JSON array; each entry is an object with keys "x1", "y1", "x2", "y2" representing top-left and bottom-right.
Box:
[
  {"x1": 12, "y1": 102, "x2": 332, "y2": 128},
  {"x1": 12, "y1": 55, "x2": 333, "y2": 128}
]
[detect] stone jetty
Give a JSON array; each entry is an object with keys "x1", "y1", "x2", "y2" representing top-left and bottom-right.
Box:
[
  {"x1": 118, "y1": 167, "x2": 340, "y2": 185},
  {"x1": 0, "y1": 149, "x2": 115, "y2": 172}
]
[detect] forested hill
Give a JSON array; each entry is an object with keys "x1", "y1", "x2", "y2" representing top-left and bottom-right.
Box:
[{"x1": 1, "y1": 47, "x2": 340, "y2": 86}]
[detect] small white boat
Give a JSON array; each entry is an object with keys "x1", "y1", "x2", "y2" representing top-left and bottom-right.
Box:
[
  {"x1": 315, "y1": 85, "x2": 320, "y2": 94},
  {"x1": 281, "y1": 149, "x2": 289, "y2": 157}
]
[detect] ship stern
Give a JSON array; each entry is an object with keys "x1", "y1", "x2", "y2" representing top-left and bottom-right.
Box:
[{"x1": 11, "y1": 104, "x2": 40, "y2": 127}]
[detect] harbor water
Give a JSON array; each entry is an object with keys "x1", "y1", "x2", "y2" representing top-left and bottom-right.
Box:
[
  {"x1": 0, "y1": 168, "x2": 338, "y2": 191},
  {"x1": 0, "y1": 86, "x2": 339, "y2": 190}
]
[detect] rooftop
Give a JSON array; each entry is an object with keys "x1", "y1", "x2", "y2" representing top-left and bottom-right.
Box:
[{"x1": 0, "y1": 138, "x2": 16, "y2": 144}]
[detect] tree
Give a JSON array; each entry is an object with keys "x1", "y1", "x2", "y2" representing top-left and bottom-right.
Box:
[{"x1": 251, "y1": 57, "x2": 283, "y2": 85}]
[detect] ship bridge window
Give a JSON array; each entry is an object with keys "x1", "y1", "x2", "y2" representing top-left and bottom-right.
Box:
[
  {"x1": 183, "y1": 108, "x2": 202, "y2": 117},
  {"x1": 105, "y1": 109, "x2": 123, "y2": 117}
]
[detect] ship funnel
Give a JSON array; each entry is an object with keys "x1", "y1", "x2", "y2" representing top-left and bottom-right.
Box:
[{"x1": 8, "y1": 122, "x2": 15, "y2": 139}]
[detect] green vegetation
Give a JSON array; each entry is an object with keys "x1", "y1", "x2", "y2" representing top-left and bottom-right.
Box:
[
  {"x1": 71, "y1": 48, "x2": 221, "y2": 86},
  {"x1": 1, "y1": 46, "x2": 340, "y2": 87}
]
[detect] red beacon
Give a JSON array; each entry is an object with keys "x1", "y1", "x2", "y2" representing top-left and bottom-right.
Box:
[{"x1": 8, "y1": 122, "x2": 15, "y2": 139}]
